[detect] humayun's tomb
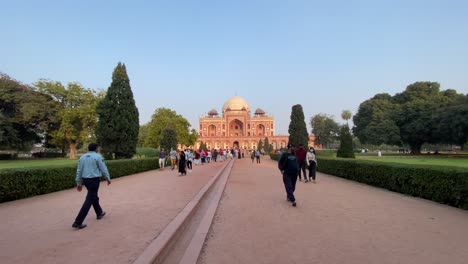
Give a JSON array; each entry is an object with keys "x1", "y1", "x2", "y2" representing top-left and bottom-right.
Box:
[{"x1": 195, "y1": 96, "x2": 317, "y2": 150}]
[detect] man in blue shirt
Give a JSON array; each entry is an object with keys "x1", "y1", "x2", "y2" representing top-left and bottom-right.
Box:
[
  {"x1": 72, "y1": 143, "x2": 111, "y2": 229},
  {"x1": 278, "y1": 143, "x2": 298, "y2": 207}
]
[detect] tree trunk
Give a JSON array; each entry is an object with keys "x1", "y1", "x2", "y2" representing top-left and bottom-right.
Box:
[
  {"x1": 409, "y1": 143, "x2": 422, "y2": 155},
  {"x1": 69, "y1": 143, "x2": 77, "y2": 159}
]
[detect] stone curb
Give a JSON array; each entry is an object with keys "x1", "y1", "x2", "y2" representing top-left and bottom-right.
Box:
[{"x1": 133, "y1": 159, "x2": 234, "y2": 264}]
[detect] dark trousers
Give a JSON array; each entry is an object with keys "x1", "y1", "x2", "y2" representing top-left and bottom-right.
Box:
[
  {"x1": 297, "y1": 162, "x2": 306, "y2": 180},
  {"x1": 187, "y1": 160, "x2": 192, "y2": 170},
  {"x1": 282, "y1": 172, "x2": 298, "y2": 202},
  {"x1": 74, "y1": 177, "x2": 103, "y2": 225},
  {"x1": 308, "y1": 162, "x2": 317, "y2": 180},
  {"x1": 256, "y1": 156, "x2": 260, "y2": 163}
]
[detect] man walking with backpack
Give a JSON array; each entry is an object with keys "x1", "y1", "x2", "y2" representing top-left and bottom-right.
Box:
[{"x1": 278, "y1": 143, "x2": 298, "y2": 207}]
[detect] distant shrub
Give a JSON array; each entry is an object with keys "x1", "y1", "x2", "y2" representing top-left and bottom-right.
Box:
[{"x1": 31, "y1": 152, "x2": 67, "y2": 158}]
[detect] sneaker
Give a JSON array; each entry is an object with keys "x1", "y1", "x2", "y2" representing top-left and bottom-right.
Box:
[
  {"x1": 72, "y1": 223, "x2": 87, "y2": 229},
  {"x1": 97, "y1": 211, "x2": 106, "y2": 220},
  {"x1": 304, "y1": 179, "x2": 308, "y2": 183},
  {"x1": 292, "y1": 201, "x2": 297, "y2": 207}
]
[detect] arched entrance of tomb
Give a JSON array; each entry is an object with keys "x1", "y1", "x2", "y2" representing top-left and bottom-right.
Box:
[
  {"x1": 257, "y1": 124, "x2": 266, "y2": 137},
  {"x1": 208, "y1": 124, "x2": 217, "y2": 137},
  {"x1": 229, "y1": 119, "x2": 244, "y2": 137},
  {"x1": 280, "y1": 141, "x2": 287, "y2": 149},
  {"x1": 233, "y1": 141, "x2": 240, "y2": 148}
]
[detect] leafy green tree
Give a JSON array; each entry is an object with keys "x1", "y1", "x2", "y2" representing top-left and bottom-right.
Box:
[
  {"x1": 433, "y1": 95, "x2": 468, "y2": 149},
  {"x1": 187, "y1": 129, "x2": 199, "y2": 148},
  {"x1": 288, "y1": 104, "x2": 309, "y2": 147},
  {"x1": 310, "y1": 114, "x2": 339, "y2": 149},
  {"x1": 146, "y1": 108, "x2": 191, "y2": 148},
  {"x1": 34, "y1": 80, "x2": 102, "y2": 159},
  {"x1": 353, "y1": 93, "x2": 400, "y2": 146},
  {"x1": 354, "y1": 82, "x2": 465, "y2": 154},
  {"x1": 263, "y1": 137, "x2": 270, "y2": 153},
  {"x1": 199, "y1": 141, "x2": 207, "y2": 150},
  {"x1": 336, "y1": 125, "x2": 355, "y2": 158},
  {"x1": 96, "y1": 63, "x2": 139, "y2": 159},
  {"x1": 138, "y1": 123, "x2": 150, "y2": 147},
  {"x1": 160, "y1": 124, "x2": 178, "y2": 151},
  {"x1": 0, "y1": 74, "x2": 58, "y2": 150},
  {"x1": 341, "y1": 110, "x2": 352, "y2": 125},
  {"x1": 257, "y1": 139, "x2": 263, "y2": 152}
]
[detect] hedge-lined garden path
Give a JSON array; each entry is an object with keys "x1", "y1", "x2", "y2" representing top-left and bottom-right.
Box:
[
  {"x1": 199, "y1": 157, "x2": 468, "y2": 264},
  {"x1": 0, "y1": 160, "x2": 227, "y2": 264}
]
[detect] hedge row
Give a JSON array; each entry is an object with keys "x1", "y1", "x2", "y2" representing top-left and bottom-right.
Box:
[
  {"x1": 0, "y1": 154, "x2": 17, "y2": 160},
  {"x1": 0, "y1": 158, "x2": 160, "y2": 203},
  {"x1": 270, "y1": 154, "x2": 468, "y2": 209}
]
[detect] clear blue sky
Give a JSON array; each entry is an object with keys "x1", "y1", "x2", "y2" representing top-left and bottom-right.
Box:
[{"x1": 2, "y1": 0, "x2": 467, "y2": 134}]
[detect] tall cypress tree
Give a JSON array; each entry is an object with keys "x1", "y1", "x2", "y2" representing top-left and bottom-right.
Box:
[
  {"x1": 288, "y1": 104, "x2": 309, "y2": 147},
  {"x1": 337, "y1": 125, "x2": 355, "y2": 158},
  {"x1": 96, "y1": 63, "x2": 139, "y2": 159},
  {"x1": 263, "y1": 137, "x2": 270, "y2": 153}
]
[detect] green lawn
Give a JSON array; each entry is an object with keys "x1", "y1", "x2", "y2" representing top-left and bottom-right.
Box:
[
  {"x1": 358, "y1": 156, "x2": 468, "y2": 169},
  {"x1": 0, "y1": 159, "x2": 78, "y2": 169}
]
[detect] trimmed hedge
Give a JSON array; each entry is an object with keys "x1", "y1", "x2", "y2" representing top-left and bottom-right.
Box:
[
  {"x1": 136, "y1": 147, "x2": 159, "y2": 158},
  {"x1": 270, "y1": 154, "x2": 468, "y2": 209},
  {"x1": 0, "y1": 154, "x2": 17, "y2": 160},
  {"x1": 0, "y1": 158, "x2": 160, "y2": 203},
  {"x1": 318, "y1": 157, "x2": 468, "y2": 209}
]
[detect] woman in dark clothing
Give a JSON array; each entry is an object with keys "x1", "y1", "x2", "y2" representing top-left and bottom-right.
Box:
[{"x1": 178, "y1": 150, "x2": 187, "y2": 175}]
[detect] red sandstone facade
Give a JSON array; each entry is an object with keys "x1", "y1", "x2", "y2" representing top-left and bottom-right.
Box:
[{"x1": 195, "y1": 96, "x2": 317, "y2": 150}]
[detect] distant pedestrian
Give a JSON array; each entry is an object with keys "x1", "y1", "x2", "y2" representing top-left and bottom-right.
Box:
[
  {"x1": 170, "y1": 148, "x2": 177, "y2": 170},
  {"x1": 278, "y1": 143, "x2": 298, "y2": 207},
  {"x1": 213, "y1": 149, "x2": 218, "y2": 162},
  {"x1": 72, "y1": 143, "x2": 111, "y2": 229},
  {"x1": 178, "y1": 150, "x2": 187, "y2": 176},
  {"x1": 159, "y1": 148, "x2": 167, "y2": 170},
  {"x1": 186, "y1": 150, "x2": 193, "y2": 170},
  {"x1": 306, "y1": 147, "x2": 317, "y2": 183},
  {"x1": 295, "y1": 144, "x2": 307, "y2": 182},
  {"x1": 255, "y1": 149, "x2": 261, "y2": 163},
  {"x1": 251, "y1": 150, "x2": 255, "y2": 163}
]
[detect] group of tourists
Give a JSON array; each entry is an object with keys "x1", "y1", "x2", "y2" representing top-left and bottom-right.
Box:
[
  {"x1": 278, "y1": 143, "x2": 317, "y2": 207},
  {"x1": 71, "y1": 141, "x2": 317, "y2": 230}
]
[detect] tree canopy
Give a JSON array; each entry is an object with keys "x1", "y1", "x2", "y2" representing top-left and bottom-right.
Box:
[
  {"x1": 353, "y1": 82, "x2": 467, "y2": 153},
  {"x1": 145, "y1": 108, "x2": 192, "y2": 148},
  {"x1": 288, "y1": 104, "x2": 309, "y2": 147},
  {"x1": 34, "y1": 80, "x2": 102, "y2": 159},
  {"x1": 0, "y1": 74, "x2": 58, "y2": 150},
  {"x1": 96, "y1": 63, "x2": 139, "y2": 159},
  {"x1": 310, "y1": 113, "x2": 339, "y2": 149},
  {"x1": 160, "y1": 124, "x2": 178, "y2": 151}
]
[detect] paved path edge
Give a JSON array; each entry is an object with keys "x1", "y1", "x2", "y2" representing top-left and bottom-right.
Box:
[{"x1": 133, "y1": 160, "x2": 233, "y2": 264}]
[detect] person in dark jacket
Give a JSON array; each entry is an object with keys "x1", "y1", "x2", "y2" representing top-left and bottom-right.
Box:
[
  {"x1": 295, "y1": 144, "x2": 307, "y2": 182},
  {"x1": 278, "y1": 143, "x2": 298, "y2": 207},
  {"x1": 178, "y1": 150, "x2": 187, "y2": 176}
]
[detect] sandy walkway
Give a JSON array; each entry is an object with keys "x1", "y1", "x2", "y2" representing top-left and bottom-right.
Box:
[
  {"x1": 0, "y1": 161, "x2": 225, "y2": 264},
  {"x1": 199, "y1": 157, "x2": 468, "y2": 264}
]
